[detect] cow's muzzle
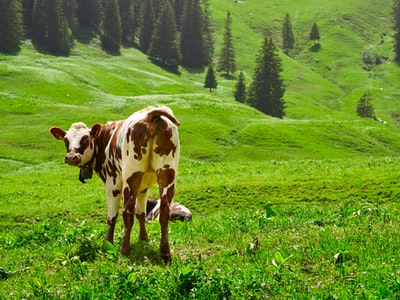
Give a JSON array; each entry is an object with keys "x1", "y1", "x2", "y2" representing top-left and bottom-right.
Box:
[{"x1": 65, "y1": 153, "x2": 81, "y2": 166}]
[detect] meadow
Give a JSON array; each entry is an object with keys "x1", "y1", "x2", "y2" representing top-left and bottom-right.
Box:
[{"x1": 2, "y1": 0, "x2": 400, "y2": 298}]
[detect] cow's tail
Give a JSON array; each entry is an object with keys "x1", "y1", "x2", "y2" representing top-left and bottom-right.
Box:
[{"x1": 147, "y1": 106, "x2": 180, "y2": 126}]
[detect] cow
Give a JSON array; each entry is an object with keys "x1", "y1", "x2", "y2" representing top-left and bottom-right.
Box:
[
  {"x1": 146, "y1": 198, "x2": 192, "y2": 222},
  {"x1": 50, "y1": 106, "x2": 180, "y2": 263}
]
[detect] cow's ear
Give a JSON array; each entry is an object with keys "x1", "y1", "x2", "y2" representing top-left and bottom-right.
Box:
[
  {"x1": 50, "y1": 127, "x2": 66, "y2": 140},
  {"x1": 91, "y1": 124, "x2": 102, "y2": 138}
]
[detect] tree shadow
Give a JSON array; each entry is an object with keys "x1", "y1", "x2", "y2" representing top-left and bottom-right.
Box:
[
  {"x1": 310, "y1": 43, "x2": 321, "y2": 52},
  {"x1": 149, "y1": 58, "x2": 180, "y2": 75},
  {"x1": 220, "y1": 73, "x2": 236, "y2": 80},
  {"x1": 74, "y1": 26, "x2": 99, "y2": 44},
  {"x1": 180, "y1": 65, "x2": 206, "y2": 74}
]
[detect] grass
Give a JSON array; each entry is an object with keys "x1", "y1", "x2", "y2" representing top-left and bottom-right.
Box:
[
  {"x1": 2, "y1": 0, "x2": 400, "y2": 298},
  {"x1": 1, "y1": 158, "x2": 400, "y2": 298}
]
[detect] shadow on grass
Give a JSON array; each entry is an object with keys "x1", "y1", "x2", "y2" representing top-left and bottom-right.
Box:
[
  {"x1": 310, "y1": 43, "x2": 321, "y2": 52},
  {"x1": 127, "y1": 240, "x2": 163, "y2": 265}
]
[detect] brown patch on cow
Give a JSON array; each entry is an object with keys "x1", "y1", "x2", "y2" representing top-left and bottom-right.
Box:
[
  {"x1": 106, "y1": 214, "x2": 118, "y2": 244},
  {"x1": 130, "y1": 121, "x2": 148, "y2": 161},
  {"x1": 92, "y1": 122, "x2": 124, "y2": 183},
  {"x1": 157, "y1": 168, "x2": 175, "y2": 193},
  {"x1": 139, "y1": 107, "x2": 180, "y2": 158},
  {"x1": 112, "y1": 189, "x2": 120, "y2": 197},
  {"x1": 155, "y1": 127, "x2": 177, "y2": 157},
  {"x1": 78, "y1": 135, "x2": 90, "y2": 154},
  {"x1": 124, "y1": 171, "x2": 144, "y2": 209},
  {"x1": 136, "y1": 212, "x2": 149, "y2": 241}
]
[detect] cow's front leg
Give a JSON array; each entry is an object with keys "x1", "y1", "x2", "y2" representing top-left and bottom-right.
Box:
[
  {"x1": 157, "y1": 167, "x2": 176, "y2": 263},
  {"x1": 121, "y1": 171, "x2": 143, "y2": 257},
  {"x1": 105, "y1": 184, "x2": 121, "y2": 244}
]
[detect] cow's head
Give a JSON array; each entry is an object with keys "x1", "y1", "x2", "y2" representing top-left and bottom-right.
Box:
[{"x1": 50, "y1": 122, "x2": 95, "y2": 167}]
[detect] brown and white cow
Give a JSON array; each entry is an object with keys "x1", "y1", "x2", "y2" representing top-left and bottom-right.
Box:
[
  {"x1": 146, "y1": 198, "x2": 192, "y2": 222},
  {"x1": 50, "y1": 106, "x2": 180, "y2": 263}
]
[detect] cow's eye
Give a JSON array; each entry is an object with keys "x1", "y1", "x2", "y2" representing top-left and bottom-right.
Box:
[{"x1": 80, "y1": 135, "x2": 90, "y2": 152}]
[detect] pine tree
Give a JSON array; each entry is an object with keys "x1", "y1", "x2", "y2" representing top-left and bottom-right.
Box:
[
  {"x1": 47, "y1": 0, "x2": 73, "y2": 55},
  {"x1": 76, "y1": 0, "x2": 102, "y2": 30},
  {"x1": 201, "y1": 0, "x2": 214, "y2": 66},
  {"x1": 32, "y1": 0, "x2": 48, "y2": 49},
  {"x1": 234, "y1": 71, "x2": 246, "y2": 103},
  {"x1": 148, "y1": 0, "x2": 181, "y2": 73},
  {"x1": 0, "y1": 0, "x2": 24, "y2": 54},
  {"x1": 204, "y1": 64, "x2": 217, "y2": 91},
  {"x1": 22, "y1": 0, "x2": 34, "y2": 38},
  {"x1": 356, "y1": 90, "x2": 374, "y2": 119},
  {"x1": 247, "y1": 36, "x2": 285, "y2": 118},
  {"x1": 393, "y1": 0, "x2": 400, "y2": 61},
  {"x1": 102, "y1": 0, "x2": 122, "y2": 53},
  {"x1": 310, "y1": 22, "x2": 320, "y2": 45},
  {"x1": 282, "y1": 13, "x2": 294, "y2": 54},
  {"x1": 180, "y1": 0, "x2": 205, "y2": 68},
  {"x1": 119, "y1": 0, "x2": 134, "y2": 44},
  {"x1": 218, "y1": 10, "x2": 236, "y2": 77},
  {"x1": 173, "y1": 0, "x2": 184, "y2": 29},
  {"x1": 64, "y1": 0, "x2": 77, "y2": 33},
  {"x1": 140, "y1": 0, "x2": 155, "y2": 53}
]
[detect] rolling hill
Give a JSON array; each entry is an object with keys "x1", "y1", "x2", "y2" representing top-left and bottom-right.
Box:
[{"x1": 1, "y1": 0, "x2": 400, "y2": 171}]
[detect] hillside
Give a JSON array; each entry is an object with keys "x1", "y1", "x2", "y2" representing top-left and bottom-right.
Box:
[{"x1": 1, "y1": 0, "x2": 400, "y2": 172}]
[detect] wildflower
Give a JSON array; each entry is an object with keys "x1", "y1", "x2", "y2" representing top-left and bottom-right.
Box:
[
  {"x1": 397, "y1": 270, "x2": 400, "y2": 275},
  {"x1": 263, "y1": 295, "x2": 269, "y2": 299},
  {"x1": 261, "y1": 281, "x2": 267, "y2": 287},
  {"x1": 317, "y1": 280, "x2": 322, "y2": 287},
  {"x1": 144, "y1": 256, "x2": 148, "y2": 260}
]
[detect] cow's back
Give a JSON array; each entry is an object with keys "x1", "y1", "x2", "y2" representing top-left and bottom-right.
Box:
[{"x1": 118, "y1": 106, "x2": 180, "y2": 179}]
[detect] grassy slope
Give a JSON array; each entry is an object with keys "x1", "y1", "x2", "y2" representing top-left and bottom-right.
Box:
[
  {"x1": 2, "y1": 1, "x2": 400, "y2": 298},
  {"x1": 1, "y1": 0, "x2": 400, "y2": 171}
]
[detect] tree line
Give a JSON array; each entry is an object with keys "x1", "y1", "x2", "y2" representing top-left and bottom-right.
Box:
[{"x1": 0, "y1": 0, "x2": 213, "y2": 70}]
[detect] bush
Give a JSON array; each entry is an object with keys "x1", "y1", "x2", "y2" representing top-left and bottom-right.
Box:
[{"x1": 362, "y1": 45, "x2": 381, "y2": 70}]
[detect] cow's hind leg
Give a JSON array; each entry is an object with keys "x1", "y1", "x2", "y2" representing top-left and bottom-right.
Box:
[
  {"x1": 135, "y1": 188, "x2": 149, "y2": 241},
  {"x1": 156, "y1": 167, "x2": 176, "y2": 263},
  {"x1": 121, "y1": 171, "x2": 143, "y2": 257}
]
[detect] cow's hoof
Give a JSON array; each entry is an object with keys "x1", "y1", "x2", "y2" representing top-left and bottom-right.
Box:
[
  {"x1": 120, "y1": 246, "x2": 131, "y2": 257},
  {"x1": 161, "y1": 254, "x2": 172, "y2": 264}
]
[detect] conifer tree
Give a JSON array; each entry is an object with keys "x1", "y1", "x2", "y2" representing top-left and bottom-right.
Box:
[
  {"x1": 149, "y1": 0, "x2": 181, "y2": 73},
  {"x1": 173, "y1": 0, "x2": 184, "y2": 29},
  {"x1": 22, "y1": 0, "x2": 34, "y2": 38},
  {"x1": 201, "y1": 0, "x2": 214, "y2": 66},
  {"x1": 204, "y1": 64, "x2": 217, "y2": 91},
  {"x1": 140, "y1": 0, "x2": 155, "y2": 53},
  {"x1": 234, "y1": 71, "x2": 246, "y2": 103},
  {"x1": 218, "y1": 10, "x2": 236, "y2": 77},
  {"x1": 310, "y1": 22, "x2": 320, "y2": 45},
  {"x1": 393, "y1": 0, "x2": 400, "y2": 61},
  {"x1": 180, "y1": 0, "x2": 205, "y2": 68},
  {"x1": 119, "y1": 0, "x2": 134, "y2": 44},
  {"x1": 247, "y1": 36, "x2": 285, "y2": 118},
  {"x1": 64, "y1": 0, "x2": 77, "y2": 33},
  {"x1": 47, "y1": 0, "x2": 73, "y2": 55},
  {"x1": 76, "y1": 0, "x2": 102, "y2": 30},
  {"x1": 282, "y1": 13, "x2": 294, "y2": 54},
  {"x1": 0, "y1": 0, "x2": 24, "y2": 54},
  {"x1": 32, "y1": 0, "x2": 48, "y2": 49},
  {"x1": 356, "y1": 90, "x2": 374, "y2": 119},
  {"x1": 102, "y1": 0, "x2": 122, "y2": 53}
]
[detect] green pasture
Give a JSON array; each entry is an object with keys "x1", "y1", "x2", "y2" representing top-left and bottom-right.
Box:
[{"x1": 2, "y1": 0, "x2": 400, "y2": 298}]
